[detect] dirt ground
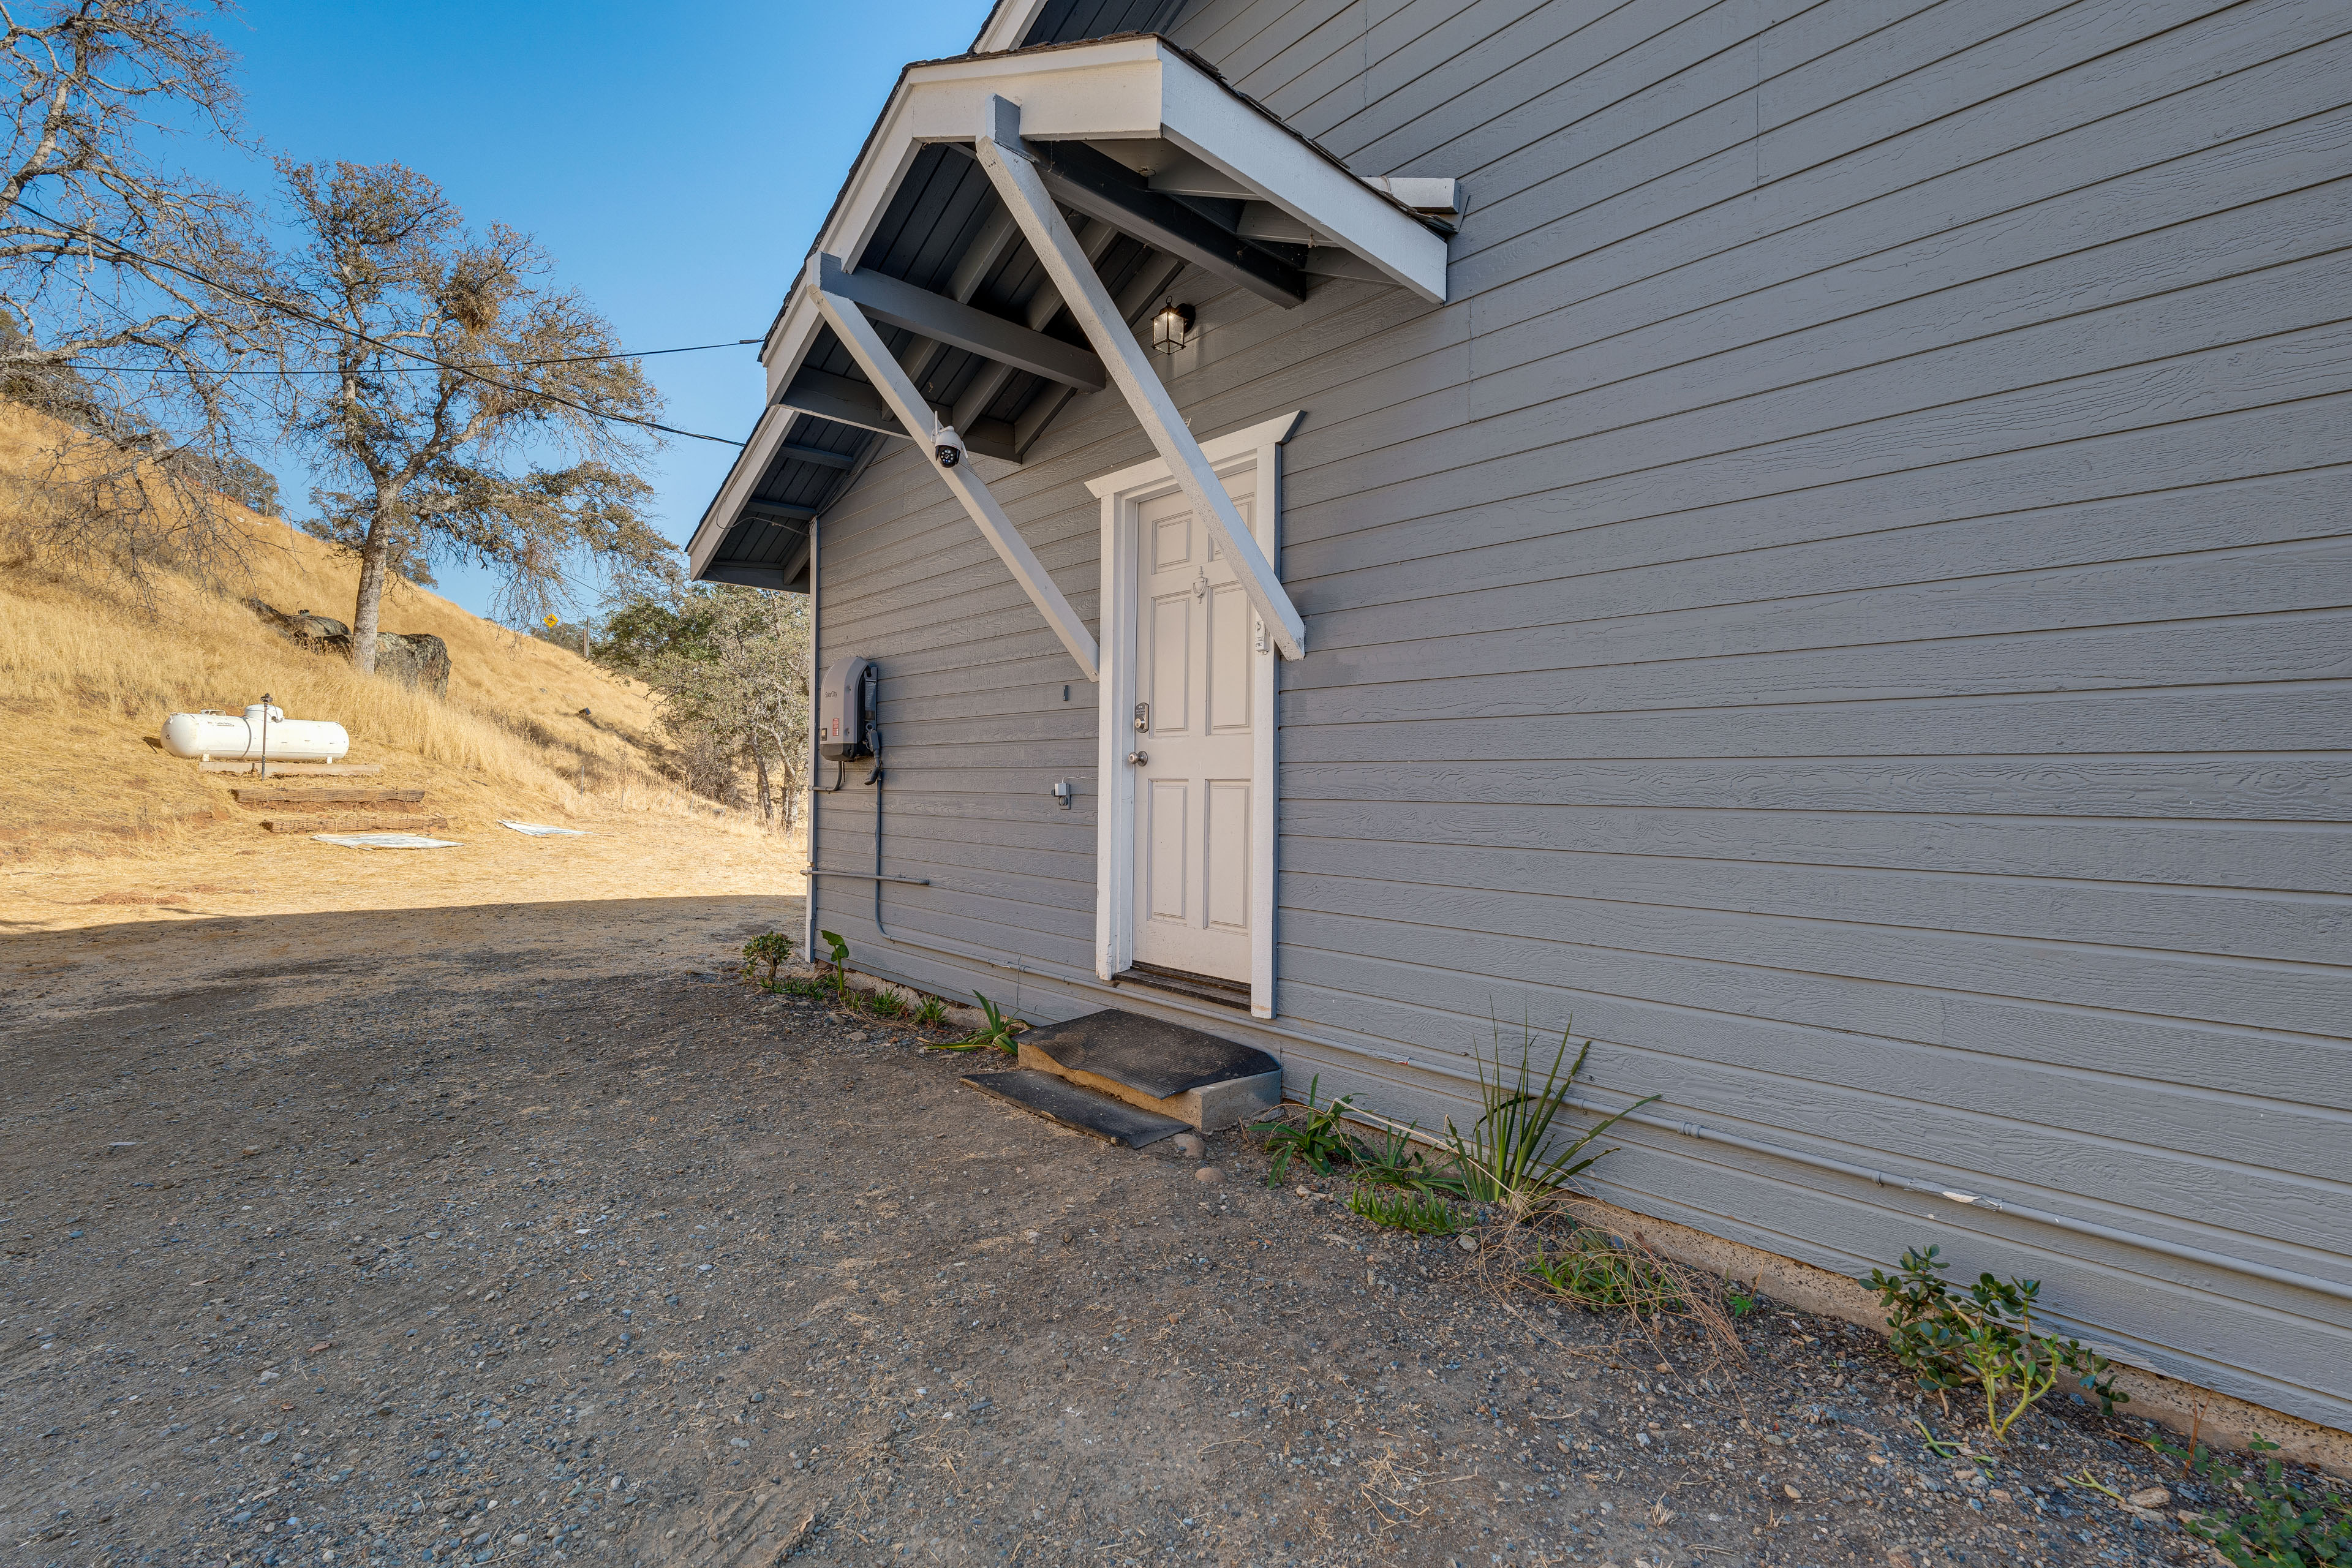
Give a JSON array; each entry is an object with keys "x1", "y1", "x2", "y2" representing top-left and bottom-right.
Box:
[
  {"x1": 0, "y1": 892, "x2": 2304, "y2": 1567},
  {"x1": 0, "y1": 804, "x2": 803, "y2": 946}
]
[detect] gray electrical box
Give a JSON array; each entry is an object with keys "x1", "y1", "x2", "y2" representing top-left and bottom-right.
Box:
[{"x1": 818, "y1": 656, "x2": 875, "y2": 762}]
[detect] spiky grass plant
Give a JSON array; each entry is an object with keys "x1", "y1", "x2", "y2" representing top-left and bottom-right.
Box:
[{"x1": 1435, "y1": 1017, "x2": 1657, "y2": 1223}]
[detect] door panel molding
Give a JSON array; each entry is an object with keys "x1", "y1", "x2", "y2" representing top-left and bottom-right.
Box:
[{"x1": 1090, "y1": 410, "x2": 1301, "y2": 1019}]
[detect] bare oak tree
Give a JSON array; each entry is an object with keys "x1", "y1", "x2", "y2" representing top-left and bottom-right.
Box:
[
  {"x1": 272, "y1": 160, "x2": 671, "y2": 673},
  {"x1": 0, "y1": 1, "x2": 280, "y2": 575}
]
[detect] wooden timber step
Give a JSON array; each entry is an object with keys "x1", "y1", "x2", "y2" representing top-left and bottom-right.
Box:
[
  {"x1": 1017, "y1": 1009, "x2": 1282, "y2": 1132},
  {"x1": 1112, "y1": 959, "x2": 1251, "y2": 1011},
  {"x1": 262, "y1": 814, "x2": 448, "y2": 835},
  {"x1": 232, "y1": 787, "x2": 425, "y2": 807},
  {"x1": 959, "y1": 1069, "x2": 1190, "y2": 1148},
  {"x1": 200, "y1": 760, "x2": 383, "y2": 776}
]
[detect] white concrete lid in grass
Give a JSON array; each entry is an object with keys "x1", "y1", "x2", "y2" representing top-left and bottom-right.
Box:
[
  {"x1": 497, "y1": 821, "x2": 587, "y2": 837},
  {"x1": 311, "y1": 833, "x2": 463, "y2": 850}
]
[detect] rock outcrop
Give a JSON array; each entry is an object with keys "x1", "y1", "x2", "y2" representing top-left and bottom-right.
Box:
[
  {"x1": 347, "y1": 631, "x2": 451, "y2": 699},
  {"x1": 244, "y1": 598, "x2": 349, "y2": 643},
  {"x1": 246, "y1": 598, "x2": 451, "y2": 699}
]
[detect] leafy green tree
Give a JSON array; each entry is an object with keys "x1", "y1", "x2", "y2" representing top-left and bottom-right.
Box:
[
  {"x1": 596, "y1": 583, "x2": 809, "y2": 827},
  {"x1": 271, "y1": 159, "x2": 670, "y2": 674}
]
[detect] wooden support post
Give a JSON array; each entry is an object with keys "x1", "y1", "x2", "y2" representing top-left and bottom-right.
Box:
[
  {"x1": 976, "y1": 96, "x2": 1307, "y2": 661},
  {"x1": 809, "y1": 258, "x2": 1101, "y2": 681}
]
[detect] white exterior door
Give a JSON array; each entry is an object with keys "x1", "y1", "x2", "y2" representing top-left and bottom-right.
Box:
[{"x1": 1130, "y1": 482, "x2": 1256, "y2": 982}]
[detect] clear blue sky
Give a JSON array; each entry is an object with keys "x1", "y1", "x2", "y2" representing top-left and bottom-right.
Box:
[{"x1": 189, "y1": 0, "x2": 990, "y2": 621}]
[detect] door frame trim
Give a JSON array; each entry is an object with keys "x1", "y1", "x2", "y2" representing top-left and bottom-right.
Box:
[{"x1": 1087, "y1": 410, "x2": 1301, "y2": 1019}]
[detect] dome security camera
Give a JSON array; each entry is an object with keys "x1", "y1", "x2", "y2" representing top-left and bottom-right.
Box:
[{"x1": 933, "y1": 419, "x2": 967, "y2": 469}]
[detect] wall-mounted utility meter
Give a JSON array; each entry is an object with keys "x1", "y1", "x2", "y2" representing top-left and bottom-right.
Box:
[{"x1": 818, "y1": 656, "x2": 876, "y2": 762}]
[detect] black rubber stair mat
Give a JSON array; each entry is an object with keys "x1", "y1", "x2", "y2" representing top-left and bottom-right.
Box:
[
  {"x1": 1024, "y1": 1009, "x2": 1280, "y2": 1101},
  {"x1": 959, "y1": 1069, "x2": 1190, "y2": 1148}
]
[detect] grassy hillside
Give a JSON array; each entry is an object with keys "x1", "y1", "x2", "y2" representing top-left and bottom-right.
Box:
[{"x1": 0, "y1": 405, "x2": 769, "y2": 865}]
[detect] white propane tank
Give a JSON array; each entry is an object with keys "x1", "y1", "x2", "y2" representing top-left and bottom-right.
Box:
[{"x1": 160, "y1": 704, "x2": 350, "y2": 762}]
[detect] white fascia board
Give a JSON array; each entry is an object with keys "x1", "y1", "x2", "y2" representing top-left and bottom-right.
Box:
[
  {"x1": 1365, "y1": 175, "x2": 1461, "y2": 217},
  {"x1": 759, "y1": 37, "x2": 1447, "y2": 399},
  {"x1": 762, "y1": 39, "x2": 1167, "y2": 403},
  {"x1": 971, "y1": 0, "x2": 1050, "y2": 53},
  {"x1": 1156, "y1": 48, "x2": 1447, "y2": 303},
  {"x1": 687, "y1": 405, "x2": 797, "y2": 577}
]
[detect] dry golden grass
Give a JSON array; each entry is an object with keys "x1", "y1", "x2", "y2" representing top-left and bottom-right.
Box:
[{"x1": 0, "y1": 404, "x2": 801, "y2": 891}]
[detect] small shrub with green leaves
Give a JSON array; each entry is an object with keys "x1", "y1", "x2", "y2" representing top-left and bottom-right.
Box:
[
  {"x1": 936, "y1": 992, "x2": 1024, "y2": 1054},
  {"x1": 739, "y1": 930, "x2": 795, "y2": 986},
  {"x1": 1868, "y1": 1245, "x2": 2127, "y2": 1442},
  {"x1": 2164, "y1": 1436, "x2": 2352, "y2": 1567},
  {"x1": 1253, "y1": 1075, "x2": 1362, "y2": 1185},
  {"x1": 913, "y1": 995, "x2": 949, "y2": 1030},
  {"x1": 1348, "y1": 1183, "x2": 1464, "y2": 1236},
  {"x1": 1725, "y1": 1285, "x2": 1760, "y2": 1318},
  {"x1": 864, "y1": 988, "x2": 907, "y2": 1019},
  {"x1": 1527, "y1": 1229, "x2": 1687, "y2": 1315}
]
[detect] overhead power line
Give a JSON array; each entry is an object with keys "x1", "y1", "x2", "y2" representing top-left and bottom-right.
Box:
[
  {"x1": 12, "y1": 201, "x2": 750, "y2": 447},
  {"x1": 56, "y1": 338, "x2": 763, "y2": 375}
]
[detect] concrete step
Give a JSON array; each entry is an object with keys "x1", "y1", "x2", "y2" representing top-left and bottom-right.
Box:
[
  {"x1": 1017, "y1": 1009, "x2": 1281, "y2": 1132},
  {"x1": 960, "y1": 1069, "x2": 1191, "y2": 1148}
]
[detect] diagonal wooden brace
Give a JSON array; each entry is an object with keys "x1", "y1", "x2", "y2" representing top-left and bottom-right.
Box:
[
  {"x1": 976, "y1": 95, "x2": 1308, "y2": 662},
  {"x1": 809, "y1": 255, "x2": 1100, "y2": 680}
]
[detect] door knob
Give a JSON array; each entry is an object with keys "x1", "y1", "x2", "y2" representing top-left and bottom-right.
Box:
[{"x1": 1125, "y1": 750, "x2": 1148, "y2": 766}]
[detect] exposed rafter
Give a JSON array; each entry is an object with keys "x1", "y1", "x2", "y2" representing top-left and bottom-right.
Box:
[
  {"x1": 816, "y1": 254, "x2": 1106, "y2": 392},
  {"x1": 774, "y1": 442, "x2": 856, "y2": 470},
  {"x1": 1016, "y1": 138, "x2": 1307, "y2": 307},
  {"x1": 1012, "y1": 249, "x2": 1185, "y2": 459},
  {"x1": 951, "y1": 217, "x2": 1120, "y2": 439},
  {"x1": 904, "y1": 205, "x2": 1023, "y2": 392},
  {"x1": 776, "y1": 366, "x2": 907, "y2": 438},
  {"x1": 810, "y1": 255, "x2": 1101, "y2": 679}
]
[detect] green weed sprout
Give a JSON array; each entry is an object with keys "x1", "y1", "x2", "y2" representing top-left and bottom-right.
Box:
[
  {"x1": 936, "y1": 992, "x2": 1024, "y2": 1054},
  {"x1": 1253, "y1": 1075, "x2": 1362, "y2": 1185},
  {"x1": 816, "y1": 929, "x2": 851, "y2": 1002}
]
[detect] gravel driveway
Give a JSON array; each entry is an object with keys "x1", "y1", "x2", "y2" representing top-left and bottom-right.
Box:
[{"x1": 0, "y1": 899, "x2": 2272, "y2": 1566}]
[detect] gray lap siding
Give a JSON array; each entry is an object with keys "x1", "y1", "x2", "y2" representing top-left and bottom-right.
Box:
[{"x1": 804, "y1": 0, "x2": 2352, "y2": 1429}]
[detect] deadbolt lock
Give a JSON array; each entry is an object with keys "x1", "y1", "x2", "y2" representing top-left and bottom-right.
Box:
[{"x1": 1133, "y1": 701, "x2": 1150, "y2": 733}]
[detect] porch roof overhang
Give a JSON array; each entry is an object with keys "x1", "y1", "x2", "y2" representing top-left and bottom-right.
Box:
[{"x1": 688, "y1": 31, "x2": 1452, "y2": 644}]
